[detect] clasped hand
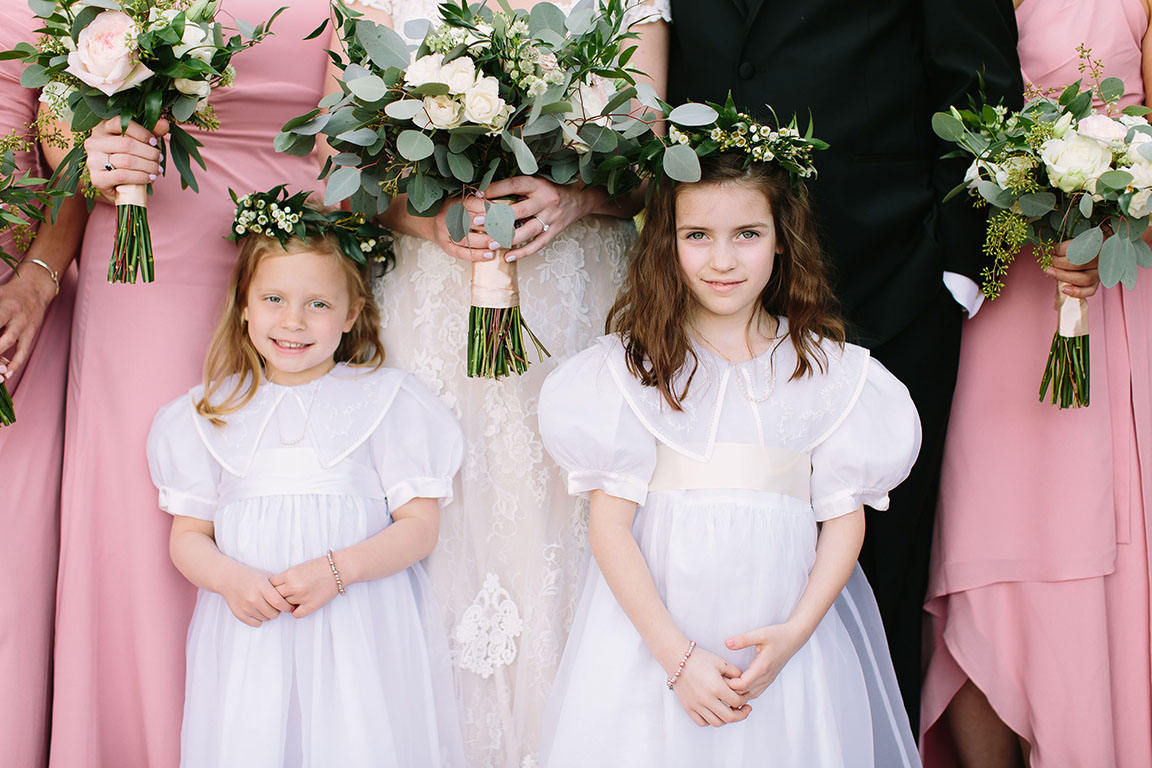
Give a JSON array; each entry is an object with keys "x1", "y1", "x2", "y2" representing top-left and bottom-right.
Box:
[{"x1": 222, "y1": 556, "x2": 340, "y2": 627}]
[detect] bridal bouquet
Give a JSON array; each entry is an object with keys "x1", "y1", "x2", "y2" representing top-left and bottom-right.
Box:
[
  {"x1": 5, "y1": 0, "x2": 280, "y2": 283},
  {"x1": 932, "y1": 50, "x2": 1152, "y2": 408},
  {"x1": 278, "y1": 0, "x2": 656, "y2": 378}
]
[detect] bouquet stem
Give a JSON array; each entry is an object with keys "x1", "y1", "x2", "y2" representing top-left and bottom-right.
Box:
[
  {"x1": 1038, "y1": 284, "x2": 1090, "y2": 408},
  {"x1": 109, "y1": 185, "x2": 154, "y2": 284},
  {"x1": 467, "y1": 257, "x2": 549, "y2": 379},
  {"x1": 0, "y1": 381, "x2": 14, "y2": 426}
]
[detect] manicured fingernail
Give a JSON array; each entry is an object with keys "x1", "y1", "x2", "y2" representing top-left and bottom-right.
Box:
[
  {"x1": 726, "y1": 639, "x2": 736, "y2": 649},
  {"x1": 483, "y1": 251, "x2": 494, "y2": 260},
  {"x1": 0, "y1": 364, "x2": 7, "y2": 375},
  {"x1": 473, "y1": 215, "x2": 484, "y2": 226},
  {"x1": 475, "y1": 190, "x2": 485, "y2": 198},
  {"x1": 488, "y1": 241, "x2": 498, "y2": 250},
  {"x1": 149, "y1": 137, "x2": 157, "y2": 146},
  {"x1": 149, "y1": 174, "x2": 157, "y2": 182},
  {"x1": 505, "y1": 253, "x2": 517, "y2": 262}
]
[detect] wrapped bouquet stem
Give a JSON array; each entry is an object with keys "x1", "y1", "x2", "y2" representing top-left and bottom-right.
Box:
[
  {"x1": 110, "y1": 184, "x2": 153, "y2": 283},
  {"x1": 1039, "y1": 284, "x2": 1090, "y2": 407},
  {"x1": 0, "y1": 381, "x2": 13, "y2": 426},
  {"x1": 468, "y1": 256, "x2": 547, "y2": 378}
]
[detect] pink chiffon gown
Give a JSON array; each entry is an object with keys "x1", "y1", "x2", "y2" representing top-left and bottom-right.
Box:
[
  {"x1": 921, "y1": 1, "x2": 1152, "y2": 765},
  {"x1": 48, "y1": 3, "x2": 328, "y2": 766},
  {"x1": 0, "y1": 6, "x2": 77, "y2": 768}
]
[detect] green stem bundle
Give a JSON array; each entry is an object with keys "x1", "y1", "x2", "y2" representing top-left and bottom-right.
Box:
[
  {"x1": 0, "y1": 381, "x2": 14, "y2": 427},
  {"x1": 109, "y1": 203, "x2": 154, "y2": 284},
  {"x1": 467, "y1": 306, "x2": 548, "y2": 379},
  {"x1": 1038, "y1": 332, "x2": 1090, "y2": 408}
]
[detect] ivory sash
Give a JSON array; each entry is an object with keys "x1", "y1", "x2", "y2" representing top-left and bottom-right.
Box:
[{"x1": 649, "y1": 443, "x2": 811, "y2": 502}]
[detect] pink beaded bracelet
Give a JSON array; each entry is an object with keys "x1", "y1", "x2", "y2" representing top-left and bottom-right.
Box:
[
  {"x1": 326, "y1": 549, "x2": 346, "y2": 596},
  {"x1": 666, "y1": 640, "x2": 697, "y2": 690}
]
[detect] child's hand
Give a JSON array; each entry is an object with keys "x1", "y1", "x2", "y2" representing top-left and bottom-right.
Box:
[
  {"x1": 221, "y1": 565, "x2": 295, "y2": 627},
  {"x1": 724, "y1": 623, "x2": 807, "y2": 700},
  {"x1": 270, "y1": 556, "x2": 341, "y2": 618},
  {"x1": 671, "y1": 646, "x2": 752, "y2": 727}
]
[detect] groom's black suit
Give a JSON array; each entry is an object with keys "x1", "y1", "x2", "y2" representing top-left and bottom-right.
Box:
[{"x1": 667, "y1": 0, "x2": 1023, "y2": 729}]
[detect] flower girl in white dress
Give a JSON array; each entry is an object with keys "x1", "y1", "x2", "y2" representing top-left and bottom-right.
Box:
[
  {"x1": 538, "y1": 115, "x2": 924, "y2": 767},
  {"x1": 147, "y1": 195, "x2": 466, "y2": 768}
]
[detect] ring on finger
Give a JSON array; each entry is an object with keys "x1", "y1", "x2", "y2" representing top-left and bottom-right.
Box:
[
  {"x1": 104, "y1": 153, "x2": 115, "y2": 172},
  {"x1": 532, "y1": 214, "x2": 549, "y2": 233}
]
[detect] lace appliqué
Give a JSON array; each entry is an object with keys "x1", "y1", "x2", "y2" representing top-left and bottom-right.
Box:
[{"x1": 456, "y1": 572, "x2": 525, "y2": 678}]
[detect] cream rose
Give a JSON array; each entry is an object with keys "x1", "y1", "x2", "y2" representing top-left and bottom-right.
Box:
[
  {"x1": 404, "y1": 53, "x2": 444, "y2": 87},
  {"x1": 1130, "y1": 188, "x2": 1152, "y2": 218},
  {"x1": 463, "y1": 77, "x2": 506, "y2": 126},
  {"x1": 174, "y1": 77, "x2": 211, "y2": 99},
  {"x1": 569, "y1": 81, "x2": 609, "y2": 126},
  {"x1": 1040, "y1": 133, "x2": 1113, "y2": 194},
  {"x1": 414, "y1": 94, "x2": 464, "y2": 129},
  {"x1": 440, "y1": 55, "x2": 477, "y2": 94},
  {"x1": 66, "y1": 11, "x2": 154, "y2": 96},
  {"x1": 1127, "y1": 131, "x2": 1152, "y2": 166},
  {"x1": 1077, "y1": 114, "x2": 1128, "y2": 146},
  {"x1": 173, "y1": 24, "x2": 213, "y2": 64}
]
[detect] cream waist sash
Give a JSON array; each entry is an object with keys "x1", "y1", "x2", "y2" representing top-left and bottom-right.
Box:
[{"x1": 648, "y1": 443, "x2": 812, "y2": 502}]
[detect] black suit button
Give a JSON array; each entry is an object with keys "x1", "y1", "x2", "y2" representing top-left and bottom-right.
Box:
[{"x1": 738, "y1": 62, "x2": 755, "y2": 79}]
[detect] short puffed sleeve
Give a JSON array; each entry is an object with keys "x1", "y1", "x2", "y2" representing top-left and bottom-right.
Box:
[
  {"x1": 809, "y1": 358, "x2": 922, "y2": 522},
  {"x1": 539, "y1": 344, "x2": 658, "y2": 506},
  {"x1": 368, "y1": 374, "x2": 464, "y2": 510},
  {"x1": 624, "y1": 0, "x2": 671, "y2": 26},
  {"x1": 147, "y1": 395, "x2": 222, "y2": 520}
]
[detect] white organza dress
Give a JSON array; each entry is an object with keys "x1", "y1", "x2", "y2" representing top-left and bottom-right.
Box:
[
  {"x1": 358, "y1": 1, "x2": 671, "y2": 765},
  {"x1": 146, "y1": 365, "x2": 467, "y2": 768},
  {"x1": 537, "y1": 329, "x2": 925, "y2": 768}
]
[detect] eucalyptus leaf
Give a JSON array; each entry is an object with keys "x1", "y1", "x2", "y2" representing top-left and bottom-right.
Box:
[
  {"x1": 404, "y1": 18, "x2": 432, "y2": 41},
  {"x1": 357, "y1": 19, "x2": 410, "y2": 70},
  {"x1": 19, "y1": 64, "x2": 49, "y2": 89},
  {"x1": 446, "y1": 151, "x2": 474, "y2": 182},
  {"x1": 282, "y1": 108, "x2": 322, "y2": 132},
  {"x1": 479, "y1": 157, "x2": 500, "y2": 190},
  {"x1": 1079, "y1": 193, "x2": 1094, "y2": 219},
  {"x1": 445, "y1": 202, "x2": 469, "y2": 242},
  {"x1": 1123, "y1": 104, "x2": 1152, "y2": 116},
  {"x1": 529, "y1": 2, "x2": 566, "y2": 35},
  {"x1": 289, "y1": 114, "x2": 330, "y2": 136},
  {"x1": 1017, "y1": 191, "x2": 1056, "y2": 218},
  {"x1": 1122, "y1": 242, "x2": 1139, "y2": 289},
  {"x1": 522, "y1": 113, "x2": 560, "y2": 137},
  {"x1": 324, "y1": 166, "x2": 361, "y2": 206},
  {"x1": 319, "y1": 90, "x2": 345, "y2": 109},
  {"x1": 1098, "y1": 232, "x2": 1127, "y2": 287},
  {"x1": 347, "y1": 75, "x2": 389, "y2": 103},
  {"x1": 332, "y1": 152, "x2": 361, "y2": 167},
  {"x1": 975, "y1": 180, "x2": 1012, "y2": 209},
  {"x1": 1099, "y1": 76, "x2": 1126, "y2": 104},
  {"x1": 336, "y1": 127, "x2": 381, "y2": 147},
  {"x1": 1067, "y1": 225, "x2": 1104, "y2": 265},
  {"x1": 503, "y1": 133, "x2": 539, "y2": 174},
  {"x1": 1135, "y1": 238, "x2": 1152, "y2": 269},
  {"x1": 662, "y1": 144, "x2": 701, "y2": 182},
  {"x1": 406, "y1": 172, "x2": 442, "y2": 213},
  {"x1": 668, "y1": 102, "x2": 719, "y2": 127},
  {"x1": 235, "y1": 17, "x2": 256, "y2": 38},
  {"x1": 385, "y1": 99, "x2": 424, "y2": 120},
  {"x1": 484, "y1": 201, "x2": 516, "y2": 249},
  {"x1": 171, "y1": 95, "x2": 199, "y2": 123},
  {"x1": 448, "y1": 131, "x2": 479, "y2": 153},
  {"x1": 397, "y1": 130, "x2": 435, "y2": 161},
  {"x1": 1097, "y1": 169, "x2": 1134, "y2": 191},
  {"x1": 931, "y1": 112, "x2": 966, "y2": 143},
  {"x1": 323, "y1": 108, "x2": 363, "y2": 137},
  {"x1": 29, "y1": 0, "x2": 56, "y2": 18},
  {"x1": 634, "y1": 81, "x2": 662, "y2": 110},
  {"x1": 1140, "y1": 143, "x2": 1152, "y2": 163},
  {"x1": 534, "y1": 28, "x2": 565, "y2": 48},
  {"x1": 565, "y1": 8, "x2": 593, "y2": 35}
]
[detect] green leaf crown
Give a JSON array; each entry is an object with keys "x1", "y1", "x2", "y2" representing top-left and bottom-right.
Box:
[
  {"x1": 646, "y1": 95, "x2": 828, "y2": 185},
  {"x1": 228, "y1": 185, "x2": 394, "y2": 269}
]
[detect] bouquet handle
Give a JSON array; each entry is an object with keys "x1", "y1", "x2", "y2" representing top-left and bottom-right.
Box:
[
  {"x1": 467, "y1": 256, "x2": 548, "y2": 378},
  {"x1": 1038, "y1": 282, "x2": 1090, "y2": 408},
  {"x1": 110, "y1": 184, "x2": 154, "y2": 284}
]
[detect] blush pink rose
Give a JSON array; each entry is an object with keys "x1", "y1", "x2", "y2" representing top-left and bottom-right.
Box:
[{"x1": 66, "y1": 11, "x2": 154, "y2": 96}]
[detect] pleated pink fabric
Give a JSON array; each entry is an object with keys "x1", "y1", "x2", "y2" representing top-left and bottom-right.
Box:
[
  {"x1": 921, "y1": 2, "x2": 1152, "y2": 765},
  {"x1": 48, "y1": 3, "x2": 329, "y2": 765}
]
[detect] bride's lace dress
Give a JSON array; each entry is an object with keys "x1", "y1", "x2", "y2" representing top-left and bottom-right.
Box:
[{"x1": 361, "y1": 2, "x2": 670, "y2": 765}]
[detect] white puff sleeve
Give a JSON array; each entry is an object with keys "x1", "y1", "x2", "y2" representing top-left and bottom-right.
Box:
[
  {"x1": 539, "y1": 344, "x2": 658, "y2": 506},
  {"x1": 146, "y1": 395, "x2": 221, "y2": 521},
  {"x1": 809, "y1": 358, "x2": 922, "y2": 522},
  {"x1": 369, "y1": 375, "x2": 464, "y2": 510}
]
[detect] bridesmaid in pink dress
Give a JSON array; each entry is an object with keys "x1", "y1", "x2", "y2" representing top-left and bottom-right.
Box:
[
  {"x1": 0, "y1": 6, "x2": 80, "y2": 768},
  {"x1": 921, "y1": 1, "x2": 1152, "y2": 766},
  {"x1": 44, "y1": 3, "x2": 329, "y2": 766}
]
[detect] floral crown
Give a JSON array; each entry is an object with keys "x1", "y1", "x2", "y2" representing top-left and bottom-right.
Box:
[
  {"x1": 644, "y1": 95, "x2": 828, "y2": 185},
  {"x1": 228, "y1": 185, "x2": 394, "y2": 268}
]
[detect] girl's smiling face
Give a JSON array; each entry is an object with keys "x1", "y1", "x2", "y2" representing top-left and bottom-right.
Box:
[
  {"x1": 675, "y1": 180, "x2": 781, "y2": 328},
  {"x1": 242, "y1": 249, "x2": 363, "y2": 386}
]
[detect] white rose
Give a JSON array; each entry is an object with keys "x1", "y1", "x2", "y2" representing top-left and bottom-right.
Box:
[
  {"x1": 963, "y1": 159, "x2": 981, "y2": 190},
  {"x1": 1127, "y1": 131, "x2": 1152, "y2": 166},
  {"x1": 1120, "y1": 163, "x2": 1152, "y2": 189},
  {"x1": 569, "y1": 81, "x2": 609, "y2": 126},
  {"x1": 38, "y1": 81, "x2": 77, "y2": 124},
  {"x1": 413, "y1": 94, "x2": 464, "y2": 129},
  {"x1": 463, "y1": 77, "x2": 506, "y2": 126},
  {"x1": 1040, "y1": 133, "x2": 1114, "y2": 193},
  {"x1": 173, "y1": 24, "x2": 213, "y2": 63},
  {"x1": 1077, "y1": 113, "x2": 1128, "y2": 146},
  {"x1": 1130, "y1": 188, "x2": 1152, "y2": 218},
  {"x1": 174, "y1": 77, "x2": 211, "y2": 98},
  {"x1": 439, "y1": 55, "x2": 476, "y2": 95},
  {"x1": 1119, "y1": 114, "x2": 1147, "y2": 128},
  {"x1": 65, "y1": 11, "x2": 154, "y2": 96},
  {"x1": 404, "y1": 53, "x2": 444, "y2": 88}
]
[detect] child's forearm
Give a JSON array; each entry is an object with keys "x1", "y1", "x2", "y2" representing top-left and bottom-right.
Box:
[
  {"x1": 169, "y1": 516, "x2": 251, "y2": 594},
  {"x1": 333, "y1": 498, "x2": 440, "y2": 586},
  {"x1": 589, "y1": 490, "x2": 692, "y2": 674},
  {"x1": 785, "y1": 506, "x2": 866, "y2": 641}
]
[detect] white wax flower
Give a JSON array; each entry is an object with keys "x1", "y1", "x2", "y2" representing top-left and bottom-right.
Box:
[
  {"x1": 405, "y1": 53, "x2": 445, "y2": 87},
  {"x1": 1040, "y1": 133, "x2": 1113, "y2": 193}
]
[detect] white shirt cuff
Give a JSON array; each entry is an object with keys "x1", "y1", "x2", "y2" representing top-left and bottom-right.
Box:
[{"x1": 943, "y1": 272, "x2": 985, "y2": 318}]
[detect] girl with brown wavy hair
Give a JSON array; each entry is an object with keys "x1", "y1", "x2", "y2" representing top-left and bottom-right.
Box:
[{"x1": 534, "y1": 144, "x2": 923, "y2": 766}]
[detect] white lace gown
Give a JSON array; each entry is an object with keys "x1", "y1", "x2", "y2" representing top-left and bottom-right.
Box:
[
  {"x1": 360, "y1": 2, "x2": 670, "y2": 765},
  {"x1": 146, "y1": 365, "x2": 467, "y2": 768},
  {"x1": 537, "y1": 331, "x2": 924, "y2": 767}
]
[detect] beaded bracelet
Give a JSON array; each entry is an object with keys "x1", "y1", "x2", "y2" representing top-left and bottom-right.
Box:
[
  {"x1": 666, "y1": 640, "x2": 697, "y2": 690},
  {"x1": 326, "y1": 549, "x2": 346, "y2": 596}
]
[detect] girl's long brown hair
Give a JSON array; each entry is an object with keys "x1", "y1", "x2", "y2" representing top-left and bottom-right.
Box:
[
  {"x1": 606, "y1": 152, "x2": 845, "y2": 410},
  {"x1": 196, "y1": 233, "x2": 385, "y2": 426}
]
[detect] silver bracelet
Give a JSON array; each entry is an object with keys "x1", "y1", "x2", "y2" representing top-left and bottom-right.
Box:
[{"x1": 20, "y1": 258, "x2": 60, "y2": 296}]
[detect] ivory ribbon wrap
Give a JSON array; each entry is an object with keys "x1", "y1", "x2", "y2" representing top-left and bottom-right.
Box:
[
  {"x1": 115, "y1": 184, "x2": 148, "y2": 207},
  {"x1": 1054, "y1": 283, "x2": 1089, "y2": 338},
  {"x1": 470, "y1": 256, "x2": 519, "y2": 309}
]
